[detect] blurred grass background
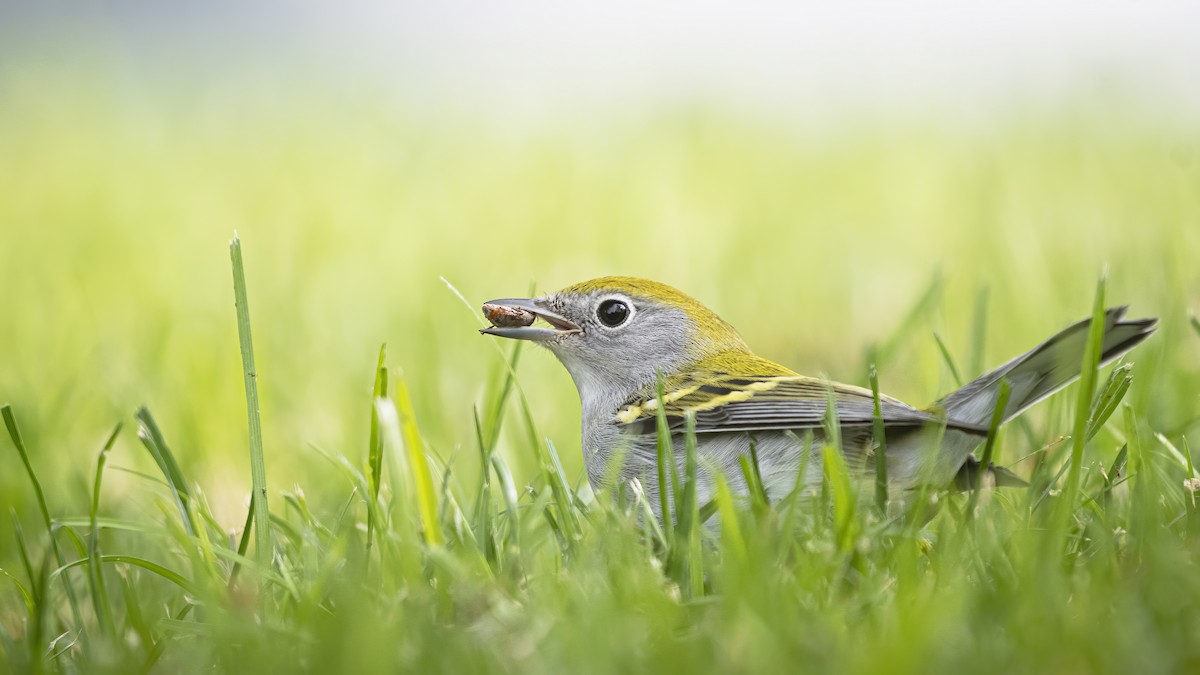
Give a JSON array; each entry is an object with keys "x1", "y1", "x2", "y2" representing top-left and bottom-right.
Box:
[
  {"x1": 2, "y1": 73, "x2": 1197, "y2": 526},
  {"x1": 2, "y1": 4, "x2": 1200, "y2": 671}
]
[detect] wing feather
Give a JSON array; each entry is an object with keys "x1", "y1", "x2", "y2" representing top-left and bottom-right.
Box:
[{"x1": 618, "y1": 374, "x2": 985, "y2": 437}]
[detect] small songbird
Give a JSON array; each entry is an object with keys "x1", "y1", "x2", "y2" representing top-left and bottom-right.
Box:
[{"x1": 481, "y1": 277, "x2": 1155, "y2": 513}]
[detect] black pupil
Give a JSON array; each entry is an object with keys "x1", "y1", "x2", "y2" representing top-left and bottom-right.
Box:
[{"x1": 598, "y1": 300, "x2": 629, "y2": 327}]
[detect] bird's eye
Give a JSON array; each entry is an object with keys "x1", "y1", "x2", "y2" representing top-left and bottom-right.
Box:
[{"x1": 597, "y1": 299, "x2": 631, "y2": 327}]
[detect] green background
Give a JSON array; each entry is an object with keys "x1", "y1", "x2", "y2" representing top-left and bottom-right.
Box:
[{"x1": 2, "y1": 10, "x2": 1199, "y2": 672}]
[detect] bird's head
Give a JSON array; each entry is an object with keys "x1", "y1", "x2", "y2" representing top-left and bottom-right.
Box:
[{"x1": 481, "y1": 276, "x2": 754, "y2": 405}]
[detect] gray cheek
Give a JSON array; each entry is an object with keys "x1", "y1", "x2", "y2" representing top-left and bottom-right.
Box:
[
  {"x1": 556, "y1": 310, "x2": 691, "y2": 394},
  {"x1": 599, "y1": 309, "x2": 693, "y2": 382}
]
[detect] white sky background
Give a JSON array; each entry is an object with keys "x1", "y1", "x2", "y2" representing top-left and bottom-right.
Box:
[{"x1": 4, "y1": 1, "x2": 1199, "y2": 121}]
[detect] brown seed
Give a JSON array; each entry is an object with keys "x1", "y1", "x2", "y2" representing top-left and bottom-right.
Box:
[{"x1": 483, "y1": 303, "x2": 535, "y2": 328}]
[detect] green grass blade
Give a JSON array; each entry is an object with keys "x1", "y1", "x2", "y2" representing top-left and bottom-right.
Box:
[
  {"x1": 29, "y1": 557, "x2": 51, "y2": 665},
  {"x1": 0, "y1": 566, "x2": 34, "y2": 613},
  {"x1": 2, "y1": 404, "x2": 87, "y2": 644},
  {"x1": 668, "y1": 412, "x2": 702, "y2": 598},
  {"x1": 1030, "y1": 351, "x2": 1123, "y2": 515},
  {"x1": 87, "y1": 422, "x2": 122, "y2": 638},
  {"x1": 679, "y1": 412, "x2": 698, "y2": 538},
  {"x1": 543, "y1": 439, "x2": 582, "y2": 540},
  {"x1": 10, "y1": 511, "x2": 37, "y2": 605},
  {"x1": 1086, "y1": 364, "x2": 1133, "y2": 442},
  {"x1": 779, "y1": 430, "x2": 814, "y2": 539},
  {"x1": 367, "y1": 343, "x2": 388, "y2": 551},
  {"x1": 742, "y1": 435, "x2": 769, "y2": 510},
  {"x1": 1155, "y1": 433, "x2": 1193, "y2": 474},
  {"x1": 1123, "y1": 404, "x2": 1151, "y2": 545},
  {"x1": 821, "y1": 431, "x2": 856, "y2": 554},
  {"x1": 229, "y1": 234, "x2": 273, "y2": 569},
  {"x1": 393, "y1": 377, "x2": 445, "y2": 546},
  {"x1": 367, "y1": 341, "x2": 386, "y2": 487},
  {"x1": 370, "y1": 344, "x2": 389, "y2": 494},
  {"x1": 59, "y1": 524, "x2": 87, "y2": 558},
  {"x1": 484, "y1": 339, "x2": 525, "y2": 451},
  {"x1": 821, "y1": 381, "x2": 857, "y2": 552},
  {"x1": 967, "y1": 378, "x2": 1011, "y2": 517},
  {"x1": 54, "y1": 517, "x2": 165, "y2": 535},
  {"x1": 822, "y1": 379, "x2": 843, "y2": 455},
  {"x1": 1059, "y1": 274, "x2": 1107, "y2": 526},
  {"x1": 968, "y1": 285, "x2": 990, "y2": 378},
  {"x1": 869, "y1": 365, "x2": 888, "y2": 513},
  {"x1": 443, "y1": 276, "x2": 533, "y2": 482},
  {"x1": 472, "y1": 408, "x2": 495, "y2": 561},
  {"x1": 933, "y1": 331, "x2": 964, "y2": 387},
  {"x1": 654, "y1": 373, "x2": 674, "y2": 532},
  {"x1": 2, "y1": 405, "x2": 55, "y2": 543},
  {"x1": 713, "y1": 472, "x2": 747, "y2": 565},
  {"x1": 116, "y1": 574, "x2": 155, "y2": 662},
  {"x1": 52, "y1": 556, "x2": 198, "y2": 596},
  {"x1": 135, "y1": 407, "x2": 196, "y2": 536},
  {"x1": 227, "y1": 493, "x2": 256, "y2": 589},
  {"x1": 1091, "y1": 443, "x2": 1129, "y2": 505},
  {"x1": 737, "y1": 454, "x2": 768, "y2": 517},
  {"x1": 873, "y1": 271, "x2": 943, "y2": 366},
  {"x1": 490, "y1": 453, "x2": 521, "y2": 559}
]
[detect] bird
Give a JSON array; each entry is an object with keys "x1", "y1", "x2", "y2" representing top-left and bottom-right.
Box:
[{"x1": 480, "y1": 276, "x2": 1156, "y2": 515}]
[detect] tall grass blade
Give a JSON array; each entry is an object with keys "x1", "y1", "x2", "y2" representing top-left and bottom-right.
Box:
[
  {"x1": 1123, "y1": 404, "x2": 1150, "y2": 545},
  {"x1": 967, "y1": 379, "x2": 1010, "y2": 517},
  {"x1": 822, "y1": 381, "x2": 857, "y2": 553},
  {"x1": 713, "y1": 472, "x2": 748, "y2": 565},
  {"x1": 472, "y1": 409, "x2": 494, "y2": 560},
  {"x1": 490, "y1": 453, "x2": 521, "y2": 559},
  {"x1": 3, "y1": 406, "x2": 55, "y2": 548},
  {"x1": 743, "y1": 435, "x2": 769, "y2": 509},
  {"x1": 738, "y1": 454, "x2": 768, "y2": 517},
  {"x1": 869, "y1": 365, "x2": 888, "y2": 513},
  {"x1": 87, "y1": 422, "x2": 122, "y2": 638},
  {"x1": 668, "y1": 412, "x2": 702, "y2": 597},
  {"x1": 1060, "y1": 274, "x2": 1107, "y2": 525},
  {"x1": 393, "y1": 376, "x2": 445, "y2": 546},
  {"x1": 484, "y1": 340, "x2": 525, "y2": 450},
  {"x1": 367, "y1": 343, "x2": 388, "y2": 558},
  {"x1": 2, "y1": 404, "x2": 86, "y2": 643},
  {"x1": 654, "y1": 373, "x2": 674, "y2": 532},
  {"x1": 543, "y1": 439, "x2": 581, "y2": 543},
  {"x1": 229, "y1": 234, "x2": 273, "y2": 568}
]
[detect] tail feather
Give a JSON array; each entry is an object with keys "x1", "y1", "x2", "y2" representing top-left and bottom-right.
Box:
[{"x1": 936, "y1": 307, "x2": 1157, "y2": 427}]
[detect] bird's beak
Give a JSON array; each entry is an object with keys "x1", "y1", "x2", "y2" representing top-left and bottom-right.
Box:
[{"x1": 479, "y1": 298, "x2": 582, "y2": 341}]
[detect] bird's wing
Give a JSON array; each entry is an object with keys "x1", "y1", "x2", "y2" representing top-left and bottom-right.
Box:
[{"x1": 615, "y1": 374, "x2": 982, "y2": 437}]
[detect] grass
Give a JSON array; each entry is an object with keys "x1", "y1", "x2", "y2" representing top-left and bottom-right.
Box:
[
  {"x1": 229, "y1": 235, "x2": 273, "y2": 571},
  {"x1": 1, "y1": 74, "x2": 1200, "y2": 673}
]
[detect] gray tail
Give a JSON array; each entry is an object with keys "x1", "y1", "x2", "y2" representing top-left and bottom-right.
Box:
[{"x1": 937, "y1": 307, "x2": 1157, "y2": 428}]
